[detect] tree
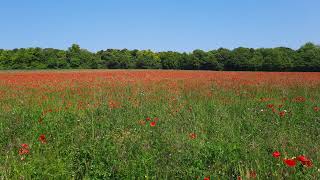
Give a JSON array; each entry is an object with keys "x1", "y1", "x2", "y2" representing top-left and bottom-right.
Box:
[
  {"x1": 260, "y1": 48, "x2": 294, "y2": 71},
  {"x1": 214, "y1": 48, "x2": 232, "y2": 70},
  {"x1": 158, "y1": 51, "x2": 182, "y2": 69},
  {"x1": 135, "y1": 50, "x2": 161, "y2": 69},
  {"x1": 99, "y1": 49, "x2": 133, "y2": 69},
  {"x1": 295, "y1": 43, "x2": 320, "y2": 71},
  {"x1": 66, "y1": 44, "x2": 101, "y2": 69},
  {"x1": 44, "y1": 48, "x2": 68, "y2": 69},
  {"x1": 231, "y1": 47, "x2": 255, "y2": 71},
  {"x1": 201, "y1": 51, "x2": 223, "y2": 70},
  {"x1": 0, "y1": 43, "x2": 319, "y2": 71},
  {"x1": 66, "y1": 44, "x2": 81, "y2": 68}
]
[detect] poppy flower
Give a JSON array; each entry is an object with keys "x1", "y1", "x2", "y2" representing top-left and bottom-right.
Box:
[
  {"x1": 297, "y1": 155, "x2": 312, "y2": 167},
  {"x1": 273, "y1": 151, "x2": 281, "y2": 158},
  {"x1": 19, "y1": 148, "x2": 30, "y2": 155},
  {"x1": 279, "y1": 111, "x2": 286, "y2": 117},
  {"x1": 189, "y1": 133, "x2": 197, "y2": 139},
  {"x1": 283, "y1": 158, "x2": 296, "y2": 167},
  {"x1": 314, "y1": 106, "x2": 319, "y2": 112},
  {"x1": 38, "y1": 134, "x2": 47, "y2": 144},
  {"x1": 293, "y1": 96, "x2": 306, "y2": 103},
  {"x1": 267, "y1": 104, "x2": 274, "y2": 109},
  {"x1": 154, "y1": 117, "x2": 159, "y2": 121},
  {"x1": 249, "y1": 171, "x2": 257, "y2": 178},
  {"x1": 297, "y1": 155, "x2": 308, "y2": 162},
  {"x1": 18, "y1": 144, "x2": 30, "y2": 155},
  {"x1": 21, "y1": 143, "x2": 29, "y2": 149},
  {"x1": 150, "y1": 121, "x2": 156, "y2": 127},
  {"x1": 146, "y1": 117, "x2": 151, "y2": 121},
  {"x1": 203, "y1": 177, "x2": 210, "y2": 180}
]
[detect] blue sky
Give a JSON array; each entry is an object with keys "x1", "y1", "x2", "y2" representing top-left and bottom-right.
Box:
[{"x1": 0, "y1": 0, "x2": 319, "y2": 52}]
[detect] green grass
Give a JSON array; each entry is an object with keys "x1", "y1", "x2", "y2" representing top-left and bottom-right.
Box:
[{"x1": 0, "y1": 80, "x2": 319, "y2": 179}]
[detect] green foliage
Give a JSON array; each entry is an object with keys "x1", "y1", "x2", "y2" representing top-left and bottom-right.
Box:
[
  {"x1": 0, "y1": 42, "x2": 320, "y2": 71},
  {"x1": 159, "y1": 51, "x2": 182, "y2": 69},
  {"x1": 136, "y1": 50, "x2": 161, "y2": 69},
  {"x1": 295, "y1": 43, "x2": 320, "y2": 71},
  {"x1": 98, "y1": 49, "x2": 134, "y2": 69}
]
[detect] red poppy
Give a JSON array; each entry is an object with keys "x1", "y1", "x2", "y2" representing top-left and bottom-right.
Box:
[
  {"x1": 150, "y1": 121, "x2": 156, "y2": 127},
  {"x1": 38, "y1": 134, "x2": 47, "y2": 144},
  {"x1": 19, "y1": 148, "x2": 29, "y2": 155},
  {"x1": 18, "y1": 144, "x2": 30, "y2": 155},
  {"x1": 279, "y1": 111, "x2": 286, "y2": 117},
  {"x1": 203, "y1": 177, "x2": 210, "y2": 180},
  {"x1": 154, "y1": 117, "x2": 159, "y2": 121},
  {"x1": 237, "y1": 176, "x2": 242, "y2": 180},
  {"x1": 297, "y1": 155, "x2": 308, "y2": 162},
  {"x1": 313, "y1": 106, "x2": 319, "y2": 112},
  {"x1": 21, "y1": 143, "x2": 29, "y2": 149},
  {"x1": 146, "y1": 117, "x2": 151, "y2": 121},
  {"x1": 189, "y1": 133, "x2": 197, "y2": 139},
  {"x1": 249, "y1": 171, "x2": 257, "y2": 178},
  {"x1": 272, "y1": 151, "x2": 281, "y2": 158},
  {"x1": 297, "y1": 155, "x2": 312, "y2": 167},
  {"x1": 293, "y1": 96, "x2": 306, "y2": 103},
  {"x1": 267, "y1": 104, "x2": 274, "y2": 109},
  {"x1": 283, "y1": 158, "x2": 296, "y2": 167},
  {"x1": 278, "y1": 104, "x2": 283, "y2": 108}
]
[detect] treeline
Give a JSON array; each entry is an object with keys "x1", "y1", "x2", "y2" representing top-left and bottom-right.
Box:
[{"x1": 0, "y1": 43, "x2": 319, "y2": 71}]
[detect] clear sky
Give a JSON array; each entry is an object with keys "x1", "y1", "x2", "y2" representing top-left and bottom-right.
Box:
[{"x1": 0, "y1": 0, "x2": 319, "y2": 52}]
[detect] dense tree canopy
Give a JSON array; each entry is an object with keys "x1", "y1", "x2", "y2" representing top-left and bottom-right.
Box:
[{"x1": 0, "y1": 43, "x2": 319, "y2": 71}]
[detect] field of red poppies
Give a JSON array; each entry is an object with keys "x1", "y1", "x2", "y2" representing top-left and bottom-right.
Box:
[{"x1": 0, "y1": 70, "x2": 320, "y2": 179}]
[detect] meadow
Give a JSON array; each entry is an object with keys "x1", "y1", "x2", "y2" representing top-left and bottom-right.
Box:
[{"x1": 0, "y1": 70, "x2": 320, "y2": 179}]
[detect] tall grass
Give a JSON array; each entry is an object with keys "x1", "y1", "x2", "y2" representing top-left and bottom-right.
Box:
[{"x1": 0, "y1": 71, "x2": 319, "y2": 179}]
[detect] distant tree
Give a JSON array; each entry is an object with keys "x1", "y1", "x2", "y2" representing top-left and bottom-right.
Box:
[
  {"x1": 249, "y1": 49, "x2": 264, "y2": 71},
  {"x1": 99, "y1": 49, "x2": 133, "y2": 69},
  {"x1": 214, "y1": 48, "x2": 232, "y2": 70},
  {"x1": 135, "y1": 50, "x2": 161, "y2": 69},
  {"x1": 179, "y1": 53, "x2": 196, "y2": 70},
  {"x1": 295, "y1": 42, "x2": 320, "y2": 71},
  {"x1": 0, "y1": 49, "x2": 5, "y2": 69},
  {"x1": 44, "y1": 48, "x2": 68, "y2": 69},
  {"x1": 231, "y1": 47, "x2": 255, "y2": 71},
  {"x1": 179, "y1": 49, "x2": 208, "y2": 70},
  {"x1": 66, "y1": 44, "x2": 81, "y2": 68},
  {"x1": 158, "y1": 51, "x2": 182, "y2": 69},
  {"x1": 260, "y1": 48, "x2": 294, "y2": 71},
  {"x1": 202, "y1": 51, "x2": 223, "y2": 70},
  {"x1": 66, "y1": 44, "x2": 100, "y2": 69},
  {"x1": 0, "y1": 42, "x2": 319, "y2": 71}
]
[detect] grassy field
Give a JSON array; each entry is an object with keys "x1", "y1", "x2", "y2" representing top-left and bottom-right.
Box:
[{"x1": 0, "y1": 70, "x2": 320, "y2": 179}]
